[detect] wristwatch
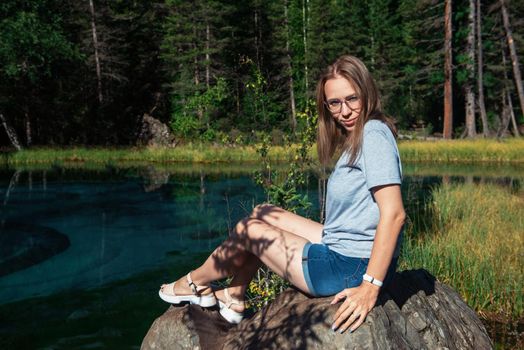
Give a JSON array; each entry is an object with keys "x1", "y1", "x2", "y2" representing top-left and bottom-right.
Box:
[{"x1": 363, "y1": 273, "x2": 383, "y2": 287}]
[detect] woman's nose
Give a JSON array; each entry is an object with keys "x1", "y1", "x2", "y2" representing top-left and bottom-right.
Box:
[{"x1": 340, "y1": 102, "x2": 352, "y2": 117}]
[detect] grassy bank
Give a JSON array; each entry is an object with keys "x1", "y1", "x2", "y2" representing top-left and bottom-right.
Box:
[
  {"x1": 400, "y1": 183, "x2": 524, "y2": 318},
  {"x1": 3, "y1": 138, "x2": 524, "y2": 165},
  {"x1": 397, "y1": 138, "x2": 524, "y2": 163}
]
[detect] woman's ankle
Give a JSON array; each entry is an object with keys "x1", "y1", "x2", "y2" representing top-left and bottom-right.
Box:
[
  {"x1": 216, "y1": 288, "x2": 245, "y2": 311},
  {"x1": 183, "y1": 273, "x2": 212, "y2": 295}
]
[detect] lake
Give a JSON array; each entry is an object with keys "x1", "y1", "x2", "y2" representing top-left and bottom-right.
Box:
[{"x1": 0, "y1": 163, "x2": 521, "y2": 349}]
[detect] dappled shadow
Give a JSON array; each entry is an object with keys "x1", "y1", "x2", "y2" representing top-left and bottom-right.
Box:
[
  {"x1": 207, "y1": 204, "x2": 306, "y2": 289},
  {"x1": 144, "y1": 269, "x2": 492, "y2": 349},
  {"x1": 166, "y1": 270, "x2": 439, "y2": 349},
  {"x1": 222, "y1": 289, "x2": 328, "y2": 349}
]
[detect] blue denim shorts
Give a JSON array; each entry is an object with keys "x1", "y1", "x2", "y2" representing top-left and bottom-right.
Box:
[{"x1": 301, "y1": 242, "x2": 398, "y2": 297}]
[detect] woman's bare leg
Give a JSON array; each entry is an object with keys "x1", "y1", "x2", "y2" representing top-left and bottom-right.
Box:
[
  {"x1": 251, "y1": 204, "x2": 323, "y2": 243},
  {"x1": 214, "y1": 253, "x2": 261, "y2": 312},
  {"x1": 161, "y1": 205, "x2": 322, "y2": 307}
]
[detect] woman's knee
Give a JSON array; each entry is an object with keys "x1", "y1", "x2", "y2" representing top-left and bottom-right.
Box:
[
  {"x1": 232, "y1": 217, "x2": 252, "y2": 239},
  {"x1": 232, "y1": 216, "x2": 265, "y2": 241},
  {"x1": 251, "y1": 203, "x2": 278, "y2": 219}
]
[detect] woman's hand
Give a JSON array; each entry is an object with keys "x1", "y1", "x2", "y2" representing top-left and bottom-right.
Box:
[{"x1": 330, "y1": 282, "x2": 380, "y2": 333}]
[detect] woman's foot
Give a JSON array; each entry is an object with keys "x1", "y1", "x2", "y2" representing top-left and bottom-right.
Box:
[
  {"x1": 215, "y1": 288, "x2": 245, "y2": 324},
  {"x1": 159, "y1": 272, "x2": 217, "y2": 307}
]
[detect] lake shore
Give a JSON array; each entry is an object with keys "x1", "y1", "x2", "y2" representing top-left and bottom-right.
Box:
[{"x1": 3, "y1": 138, "x2": 524, "y2": 165}]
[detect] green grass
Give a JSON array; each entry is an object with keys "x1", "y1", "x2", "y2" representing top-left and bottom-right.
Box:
[
  {"x1": 400, "y1": 183, "x2": 524, "y2": 318},
  {"x1": 3, "y1": 144, "x2": 294, "y2": 165},
  {"x1": 398, "y1": 138, "x2": 524, "y2": 163},
  {"x1": 3, "y1": 138, "x2": 524, "y2": 165}
]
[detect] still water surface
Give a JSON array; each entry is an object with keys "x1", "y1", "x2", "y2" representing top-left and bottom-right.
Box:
[{"x1": 0, "y1": 164, "x2": 520, "y2": 349}]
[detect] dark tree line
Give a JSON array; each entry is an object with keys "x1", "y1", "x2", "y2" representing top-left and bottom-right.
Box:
[{"x1": 0, "y1": 0, "x2": 523, "y2": 147}]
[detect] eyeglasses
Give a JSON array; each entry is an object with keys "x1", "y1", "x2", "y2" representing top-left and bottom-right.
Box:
[{"x1": 324, "y1": 95, "x2": 360, "y2": 114}]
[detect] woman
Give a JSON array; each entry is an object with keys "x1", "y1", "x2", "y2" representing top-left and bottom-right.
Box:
[{"x1": 159, "y1": 55, "x2": 405, "y2": 333}]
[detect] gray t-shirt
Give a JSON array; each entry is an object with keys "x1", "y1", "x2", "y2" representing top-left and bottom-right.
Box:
[{"x1": 321, "y1": 119, "x2": 403, "y2": 258}]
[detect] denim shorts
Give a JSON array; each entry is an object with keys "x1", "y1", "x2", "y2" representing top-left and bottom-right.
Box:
[{"x1": 301, "y1": 242, "x2": 398, "y2": 297}]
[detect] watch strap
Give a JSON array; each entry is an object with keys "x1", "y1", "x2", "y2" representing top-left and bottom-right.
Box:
[{"x1": 363, "y1": 273, "x2": 383, "y2": 287}]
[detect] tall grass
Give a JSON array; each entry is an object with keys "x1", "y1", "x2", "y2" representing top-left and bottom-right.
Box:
[
  {"x1": 401, "y1": 183, "x2": 524, "y2": 318},
  {"x1": 5, "y1": 145, "x2": 294, "y2": 164},
  {"x1": 398, "y1": 138, "x2": 524, "y2": 163}
]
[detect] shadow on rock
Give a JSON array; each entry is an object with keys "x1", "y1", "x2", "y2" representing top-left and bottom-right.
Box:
[{"x1": 142, "y1": 269, "x2": 493, "y2": 349}]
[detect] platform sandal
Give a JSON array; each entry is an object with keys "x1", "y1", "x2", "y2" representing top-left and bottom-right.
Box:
[
  {"x1": 218, "y1": 288, "x2": 245, "y2": 324},
  {"x1": 158, "y1": 272, "x2": 217, "y2": 307}
]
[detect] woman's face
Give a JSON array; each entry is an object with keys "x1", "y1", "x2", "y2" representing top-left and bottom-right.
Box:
[{"x1": 324, "y1": 76, "x2": 361, "y2": 134}]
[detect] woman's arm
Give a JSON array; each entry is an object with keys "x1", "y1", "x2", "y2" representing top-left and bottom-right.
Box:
[{"x1": 331, "y1": 184, "x2": 405, "y2": 333}]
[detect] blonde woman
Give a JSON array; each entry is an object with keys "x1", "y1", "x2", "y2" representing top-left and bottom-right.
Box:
[{"x1": 159, "y1": 55, "x2": 405, "y2": 333}]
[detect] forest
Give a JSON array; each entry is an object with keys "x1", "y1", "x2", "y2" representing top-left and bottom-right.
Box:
[{"x1": 0, "y1": 0, "x2": 523, "y2": 147}]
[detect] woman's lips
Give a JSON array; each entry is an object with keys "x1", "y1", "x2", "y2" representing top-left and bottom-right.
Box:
[{"x1": 340, "y1": 117, "x2": 357, "y2": 127}]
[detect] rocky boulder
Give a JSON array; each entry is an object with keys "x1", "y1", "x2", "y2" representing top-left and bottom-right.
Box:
[
  {"x1": 137, "y1": 114, "x2": 177, "y2": 147},
  {"x1": 141, "y1": 269, "x2": 492, "y2": 349}
]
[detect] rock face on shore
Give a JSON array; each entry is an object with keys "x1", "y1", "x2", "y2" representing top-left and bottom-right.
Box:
[
  {"x1": 141, "y1": 269, "x2": 492, "y2": 349},
  {"x1": 136, "y1": 114, "x2": 177, "y2": 147}
]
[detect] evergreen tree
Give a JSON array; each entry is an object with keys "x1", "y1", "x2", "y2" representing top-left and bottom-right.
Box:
[{"x1": 0, "y1": 0, "x2": 81, "y2": 145}]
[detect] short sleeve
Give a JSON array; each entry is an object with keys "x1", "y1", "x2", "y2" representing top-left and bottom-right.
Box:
[{"x1": 361, "y1": 126, "x2": 402, "y2": 190}]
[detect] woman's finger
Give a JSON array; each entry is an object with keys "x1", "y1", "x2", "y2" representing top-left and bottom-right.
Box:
[
  {"x1": 338, "y1": 305, "x2": 364, "y2": 333},
  {"x1": 332, "y1": 298, "x2": 347, "y2": 321},
  {"x1": 332, "y1": 299, "x2": 357, "y2": 330},
  {"x1": 333, "y1": 294, "x2": 355, "y2": 320},
  {"x1": 349, "y1": 310, "x2": 368, "y2": 332},
  {"x1": 330, "y1": 289, "x2": 349, "y2": 305}
]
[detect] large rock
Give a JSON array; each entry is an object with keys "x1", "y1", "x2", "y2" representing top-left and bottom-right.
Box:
[
  {"x1": 141, "y1": 270, "x2": 493, "y2": 349},
  {"x1": 137, "y1": 114, "x2": 177, "y2": 147}
]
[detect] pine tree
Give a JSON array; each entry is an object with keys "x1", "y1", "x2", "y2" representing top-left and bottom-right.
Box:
[{"x1": 0, "y1": 0, "x2": 80, "y2": 146}]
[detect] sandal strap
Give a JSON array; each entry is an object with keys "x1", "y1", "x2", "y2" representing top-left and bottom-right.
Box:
[
  {"x1": 186, "y1": 271, "x2": 208, "y2": 295},
  {"x1": 224, "y1": 288, "x2": 244, "y2": 309}
]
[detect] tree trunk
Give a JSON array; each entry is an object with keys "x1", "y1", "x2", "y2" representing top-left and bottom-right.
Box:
[
  {"x1": 284, "y1": 0, "x2": 297, "y2": 134},
  {"x1": 302, "y1": 0, "x2": 309, "y2": 98},
  {"x1": 89, "y1": 0, "x2": 103, "y2": 104},
  {"x1": 502, "y1": 45, "x2": 521, "y2": 136},
  {"x1": 443, "y1": 0, "x2": 453, "y2": 139},
  {"x1": 501, "y1": 0, "x2": 524, "y2": 122},
  {"x1": 205, "y1": 22, "x2": 210, "y2": 90},
  {"x1": 192, "y1": 23, "x2": 203, "y2": 121},
  {"x1": 498, "y1": 89, "x2": 511, "y2": 137},
  {"x1": 254, "y1": 7, "x2": 261, "y2": 70},
  {"x1": 464, "y1": 0, "x2": 476, "y2": 138},
  {"x1": 508, "y1": 91, "x2": 520, "y2": 136},
  {"x1": 476, "y1": 0, "x2": 489, "y2": 137},
  {"x1": 0, "y1": 113, "x2": 22, "y2": 151},
  {"x1": 25, "y1": 111, "x2": 32, "y2": 146}
]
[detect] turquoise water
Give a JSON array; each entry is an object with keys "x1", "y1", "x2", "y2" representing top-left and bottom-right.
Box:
[
  {"x1": 0, "y1": 166, "x2": 520, "y2": 349},
  {"x1": 0, "y1": 169, "x2": 273, "y2": 301},
  {"x1": 0, "y1": 167, "x2": 276, "y2": 349}
]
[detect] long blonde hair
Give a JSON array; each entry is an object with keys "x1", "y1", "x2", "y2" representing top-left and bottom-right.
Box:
[{"x1": 316, "y1": 55, "x2": 396, "y2": 166}]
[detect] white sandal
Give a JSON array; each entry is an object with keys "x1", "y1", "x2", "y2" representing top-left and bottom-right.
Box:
[
  {"x1": 158, "y1": 272, "x2": 217, "y2": 307},
  {"x1": 218, "y1": 288, "x2": 245, "y2": 324}
]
